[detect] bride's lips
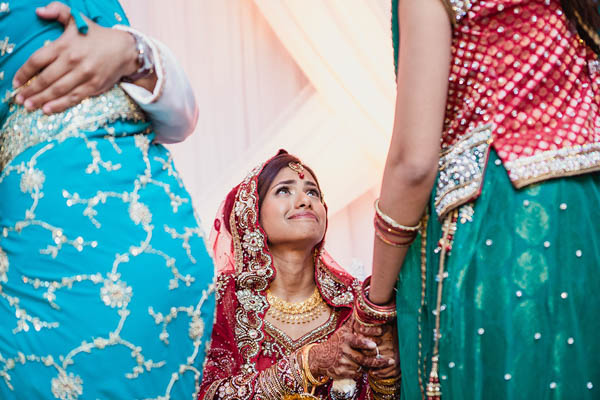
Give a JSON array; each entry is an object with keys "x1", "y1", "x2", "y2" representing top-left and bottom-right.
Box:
[{"x1": 289, "y1": 212, "x2": 318, "y2": 221}]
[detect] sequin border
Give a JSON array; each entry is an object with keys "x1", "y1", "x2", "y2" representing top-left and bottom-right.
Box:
[
  {"x1": 435, "y1": 124, "x2": 493, "y2": 218},
  {"x1": 0, "y1": 86, "x2": 146, "y2": 172},
  {"x1": 440, "y1": 0, "x2": 472, "y2": 26},
  {"x1": 505, "y1": 143, "x2": 600, "y2": 188}
]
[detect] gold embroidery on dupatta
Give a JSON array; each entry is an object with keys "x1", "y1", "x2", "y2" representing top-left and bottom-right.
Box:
[{"x1": 229, "y1": 167, "x2": 273, "y2": 374}]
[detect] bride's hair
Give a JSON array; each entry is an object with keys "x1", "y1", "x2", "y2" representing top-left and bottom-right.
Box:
[{"x1": 561, "y1": 0, "x2": 600, "y2": 54}]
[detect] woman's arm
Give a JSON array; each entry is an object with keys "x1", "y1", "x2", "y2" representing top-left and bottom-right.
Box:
[
  {"x1": 12, "y1": 2, "x2": 198, "y2": 144},
  {"x1": 368, "y1": 0, "x2": 452, "y2": 304}
]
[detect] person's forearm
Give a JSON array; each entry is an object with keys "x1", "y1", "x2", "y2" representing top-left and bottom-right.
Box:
[
  {"x1": 118, "y1": 31, "x2": 199, "y2": 144},
  {"x1": 369, "y1": 164, "x2": 438, "y2": 304},
  {"x1": 369, "y1": 0, "x2": 452, "y2": 305}
]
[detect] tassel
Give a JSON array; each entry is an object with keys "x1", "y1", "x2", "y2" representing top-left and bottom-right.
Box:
[{"x1": 425, "y1": 356, "x2": 441, "y2": 400}]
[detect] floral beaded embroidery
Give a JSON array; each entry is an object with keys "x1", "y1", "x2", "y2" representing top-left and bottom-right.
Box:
[{"x1": 0, "y1": 88, "x2": 212, "y2": 398}]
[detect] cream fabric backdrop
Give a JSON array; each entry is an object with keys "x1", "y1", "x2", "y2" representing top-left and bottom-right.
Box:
[{"x1": 120, "y1": 0, "x2": 396, "y2": 277}]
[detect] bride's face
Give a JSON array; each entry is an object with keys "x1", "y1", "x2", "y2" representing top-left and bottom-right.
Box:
[{"x1": 259, "y1": 167, "x2": 326, "y2": 249}]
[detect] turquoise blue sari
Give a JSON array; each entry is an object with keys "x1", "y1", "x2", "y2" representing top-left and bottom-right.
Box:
[{"x1": 0, "y1": 2, "x2": 215, "y2": 399}]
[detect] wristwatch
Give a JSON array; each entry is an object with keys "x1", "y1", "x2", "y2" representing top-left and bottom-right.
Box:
[{"x1": 122, "y1": 31, "x2": 155, "y2": 82}]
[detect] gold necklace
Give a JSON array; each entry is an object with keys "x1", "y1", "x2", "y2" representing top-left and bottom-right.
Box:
[
  {"x1": 267, "y1": 287, "x2": 327, "y2": 325},
  {"x1": 267, "y1": 286, "x2": 321, "y2": 313}
]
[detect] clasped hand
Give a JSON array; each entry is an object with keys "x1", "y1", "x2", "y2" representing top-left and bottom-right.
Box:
[{"x1": 307, "y1": 316, "x2": 400, "y2": 381}]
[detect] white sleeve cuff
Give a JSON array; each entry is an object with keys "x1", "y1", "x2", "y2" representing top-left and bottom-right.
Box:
[
  {"x1": 113, "y1": 25, "x2": 165, "y2": 104},
  {"x1": 113, "y1": 25, "x2": 199, "y2": 143}
]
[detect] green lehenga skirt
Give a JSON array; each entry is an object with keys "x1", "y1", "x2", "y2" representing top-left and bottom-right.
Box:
[{"x1": 397, "y1": 151, "x2": 600, "y2": 400}]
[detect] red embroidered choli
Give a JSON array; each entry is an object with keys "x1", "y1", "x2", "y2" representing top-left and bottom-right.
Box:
[
  {"x1": 197, "y1": 156, "x2": 373, "y2": 399},
  {"x1": 434, "y1": 0, "x2": 600, "y2": 216}
]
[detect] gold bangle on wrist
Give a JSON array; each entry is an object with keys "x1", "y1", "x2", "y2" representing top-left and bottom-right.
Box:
[
  {"x1": 370, "y1": 376, "x2": 400, "y2": 386},
  {"x1": 374, "y1": 228, "x2": 416, "y2": 248},
  {"x1": 301, "y1": 344, "x2": 329, "y2": 388},
  {"x1": 374, "y1": 199, "x2": 421, "y2": 232}
]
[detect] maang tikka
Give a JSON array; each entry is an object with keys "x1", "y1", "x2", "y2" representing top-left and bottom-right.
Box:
[{"x1": 288, "y1": 162, "x2": 305, "y2": 179}]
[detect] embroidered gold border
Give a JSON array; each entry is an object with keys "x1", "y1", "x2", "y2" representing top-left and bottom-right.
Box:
[
  {"x1": 505, "y1": 143, "x2": 600, "y2": 188},
  {"x1": 263, "y1": 311, "x2": 339, "y2": 354},
  {"x1": 0, "y1": 86, "x2": 145, "y2": 172}
]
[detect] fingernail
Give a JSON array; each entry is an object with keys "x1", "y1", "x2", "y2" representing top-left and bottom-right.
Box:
[
  {"x1": 42, "y1": 105, "x2": 51, "y2": 114},
  {"x1": 365, "y1": 340, "x2": 376, "y2": 349},
  {"x1": 12, "y1": 80, "x2": 20, "y2": 89},
  {"x1": 388, "y1": 359, "x2": 395, "y2": 365},
  {"x1": 15, "y1": 94, "x2": 23, "y2": 104},
  {"x1": 24, "y1": 99, "x2": 33, "y2": 110}
]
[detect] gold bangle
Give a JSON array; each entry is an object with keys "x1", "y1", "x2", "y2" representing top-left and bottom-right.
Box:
[
  {"x1": 368, "y1": 375, "x2": 399, "y2": 387},
  {"x1": 368, "y1": 374, "x2": 401, "y2": 388},
  {"x1": 374, "y1": 217, "x2": 419, "y2": 238},
  {"x1": 375, "y1": 199, "x2": 421, "y2": 232},
  {"x1": 369, "y1": 381, "x2": 399, "y2": 393},
  {"x1": 369, "y1": 385, "x2": 397, "y2": 396},
  {"x1": 369, "y1": 374, "x2": 401, "y2": 386},
  {"x1": 368, "y1": 378, "x2": 399, "y2": 395},
  {"x1": 375, "y1": 229, "x2": 416, "y2": 248},
  {"x1": 301, "y1": 344, "x2": 329, "y2": 388}
]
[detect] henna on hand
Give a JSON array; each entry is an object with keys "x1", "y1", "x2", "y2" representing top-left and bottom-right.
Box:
[
  {"x1": 309, "y1": 323, "x2": 352, "y2": 379},
  {"x1": 309, "y1": 318, "x2": 393, "y2": 380},
  {"x1": 353, "y1": 318, "x2": 385, "y2": 339},
  {"x1": 367, "y1": 323, "x2": 400, "y2": 379}
]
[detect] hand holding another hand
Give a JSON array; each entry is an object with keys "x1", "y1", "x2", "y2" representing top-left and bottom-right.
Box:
[
  {"x1": 354, "y1": 322, "x2": 400, "y2": 380},
  {"x1": 307, "y1": 317, "x2": 393, "y2": 381}
]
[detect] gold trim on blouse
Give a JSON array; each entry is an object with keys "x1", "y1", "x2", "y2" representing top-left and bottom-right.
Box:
[{"x1": 0, "y1": 86, "x2": 146, "y2": 172}]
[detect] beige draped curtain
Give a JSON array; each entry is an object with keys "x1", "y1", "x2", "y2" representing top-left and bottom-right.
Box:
[{"x1": 120, "y1": 0, "x2": 395, "y2": 277}]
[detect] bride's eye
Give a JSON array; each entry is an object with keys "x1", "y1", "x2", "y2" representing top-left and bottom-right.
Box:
[
  {"x1": 307, "y1": 189, "x2": 321, "y2": 199},
  {"x1": 276, "y1": 186, "x2": 290, "y2": 195}
]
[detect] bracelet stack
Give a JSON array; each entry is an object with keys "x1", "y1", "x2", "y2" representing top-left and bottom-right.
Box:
[
  {"x1": 354, "y1": 277, "x2": 397, "y2": 327},
  {"x1": 374, "y1": 199, "x2": 421, "y2": 248},
  {"x1": 368, "y1": 374, "x2": 401, "y2": 400},
  {"x1": 282, "y1": 343, "x2": 329, "y2": 400}
]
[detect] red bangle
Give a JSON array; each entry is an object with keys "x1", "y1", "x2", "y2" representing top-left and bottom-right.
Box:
[
  {"x1": 374, "y1": 217, "x2": 418, "y2": 238},
  {"x1": 354, "y1": 277, "x2": 396, "y2": 326},
  {"x1": 374, "y1": 219, "x2": 418, "y2": 248}
]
